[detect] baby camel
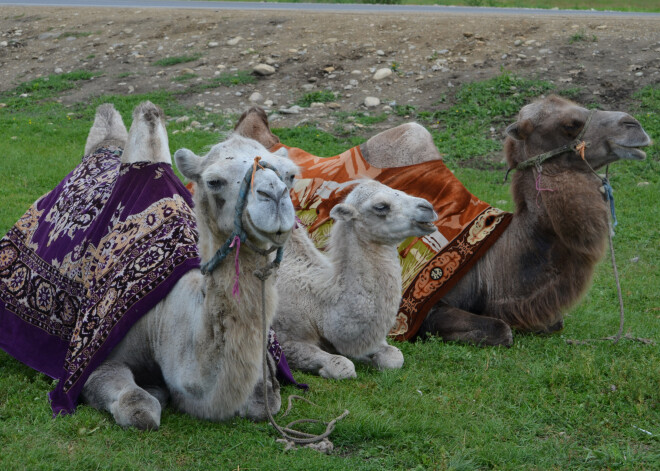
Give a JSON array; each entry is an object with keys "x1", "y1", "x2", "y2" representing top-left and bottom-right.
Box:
[
  {"x1": 81, "y1": 102, "x2": 298, "y2": 429},
  {"x1": 274, "y1": 180, "x2": 437, "y2": 379}
]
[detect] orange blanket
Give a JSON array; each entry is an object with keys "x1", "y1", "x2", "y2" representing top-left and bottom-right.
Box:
[{"x1": 273, "y1": 143, "x2": 512, "y2": 341}]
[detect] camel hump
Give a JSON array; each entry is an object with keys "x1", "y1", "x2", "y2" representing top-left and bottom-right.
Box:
[
  {"x1": 84, "y1": 103, "x2": 128, "y2": 156},
  {"x1": 234, "y1": 106, "x2": 280, "y2": 150},
  {"x1": 361, "y1": 122, "x2": 443, "y2": 168},
  {"x1": 121, "y1": 101, "x2": 171, "y2": 165}
]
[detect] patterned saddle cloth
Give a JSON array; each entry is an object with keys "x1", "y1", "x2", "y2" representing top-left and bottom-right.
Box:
[
  {"x1": 271, "y1": 143, "x2": 513, "y2": 341},
  {"x1": 0, "y1": 146, "x2": 301, "y2": 416}
]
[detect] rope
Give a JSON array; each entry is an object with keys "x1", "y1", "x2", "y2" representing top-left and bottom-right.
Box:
[
  {"x1": 255, "y1": 262, "x2": 349, "y2": 446},
  {"x1": 565, "y1": 166, "x2": 653, "y2": 346}
]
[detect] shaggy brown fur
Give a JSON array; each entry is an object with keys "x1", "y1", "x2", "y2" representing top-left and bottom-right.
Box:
[{"x1": 419, "y1": 96, "x2": 650, "y2": 344}]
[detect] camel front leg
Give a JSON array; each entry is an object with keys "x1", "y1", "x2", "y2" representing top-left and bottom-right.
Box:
[
  {"x1": 357, "y1": 341, "x2": 404, "y2": 370},
  {"x1": 282, "y1": 340, "x2": 356, "y2": 380},
  {"x1": 418, "y1": 301, "x2": 513, "y2": 347},
  {"x1": 238, "y1": 353, "x2": 281, "y2": 421},
  {"x1": 81, "y1": 361, "x2": 162, "y2": 430}
]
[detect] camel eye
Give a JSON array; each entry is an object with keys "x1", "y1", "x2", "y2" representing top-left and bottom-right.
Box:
[
  {"x1": 206, "y1": 178, "x2": 226, "y2": 191},
  {"x1": 373, "y1": 203, "x2": 390, "y2": 215}
]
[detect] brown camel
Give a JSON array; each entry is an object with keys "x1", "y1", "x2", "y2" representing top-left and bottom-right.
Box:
[{"x1": 234, "y1": 97, "x2": 651, "y2": 346}]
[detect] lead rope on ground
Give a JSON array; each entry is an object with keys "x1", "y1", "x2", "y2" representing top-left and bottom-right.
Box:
[
  {"x1": 255, "y1": 262, "x2": 349, "y2": 448},
  {"x1": 566, "y1": 166, "x2": 653, "y2": 346}
]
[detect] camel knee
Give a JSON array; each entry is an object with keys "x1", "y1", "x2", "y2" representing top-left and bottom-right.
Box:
[
  {"x1": 370, "y1": 345, "x2": 404, "y2": 370},
  {"x1": 239, "y1": 377, "x2": 282, "y2": 422},
  {"x1": 113, "y1": 388, "x2": 162, "y2": 431},
  {"x1": 319, "y1": 355, "x2": 356, "y2": 380}
]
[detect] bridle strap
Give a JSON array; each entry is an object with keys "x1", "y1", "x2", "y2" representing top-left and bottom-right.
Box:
[
  {"x1": 201, "y1": 158, "x2": 285, "y2": 275},
  {"x1": 513, "y1": 109, "x2": 596, "y2": 172}
]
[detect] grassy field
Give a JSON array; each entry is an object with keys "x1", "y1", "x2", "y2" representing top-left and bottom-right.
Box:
[
  {"x1": 193, "y1": 0, "x2": 660, "y2": 14},
  {"x1": 0, "y1": 72, "x2": 658, "y2": 470}
]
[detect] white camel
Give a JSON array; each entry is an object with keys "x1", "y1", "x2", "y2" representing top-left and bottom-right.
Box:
[
  {"x1": 273, "y1": 180, "x2": 437, "y2": 379},
  {"x1": 81, "y1": 102, "x2": 298, "y2": 429}
]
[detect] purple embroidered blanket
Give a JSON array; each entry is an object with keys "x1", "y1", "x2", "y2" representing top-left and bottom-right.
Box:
[{"x1": 0, "y1": 146, "x2": 302, "y2": 416}]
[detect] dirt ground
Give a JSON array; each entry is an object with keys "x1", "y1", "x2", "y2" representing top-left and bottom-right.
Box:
[{"x1": 1, "y1": 6, "x2": 659, "y2": 130}]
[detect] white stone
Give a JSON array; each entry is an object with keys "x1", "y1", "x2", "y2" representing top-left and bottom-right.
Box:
[
  {"x1": 54, "y1": 67, "x2": 63, "y2": 74},
  {"x1": 249, "y1": 92, "x2": 264, "y2": 103},
  {"x1": 208, "y1": 41, "x2": 219, "y2": 48},
  {"x1": 253, "y1": 64, "x2": 276, "y2": 76},
  {"x1": 373, "y1": 68, "x2": 393, "y2": 81},
  {"x1": 364, "y1": 96, "x2": 380, "y2": 107},
  {"x1": 227, "y1": 37, "x2": 243, "y2": 46}
]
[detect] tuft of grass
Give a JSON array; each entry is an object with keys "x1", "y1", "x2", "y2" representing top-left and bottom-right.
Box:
[
  {"x1": 152, "y1": 54, "x2": 202, "y2": 67},
  {"x1": 297, "y1": 90, "x2": 337, "y2": 107},
  {"x1": 0, "y1": 70, "x2": 98, "y2": 110},
  {"x1": 60, "y1": 31, "x2": 93, "y2": 39},
  {"x1": 211, "y1": 70, "x2": 256, "y2": 87},
  {"x1": 569, "y1": 29, "x2": 598, "y2": 43},
  {"x1": 172, "y1": 73, "x2": 198, "y2": 82}
]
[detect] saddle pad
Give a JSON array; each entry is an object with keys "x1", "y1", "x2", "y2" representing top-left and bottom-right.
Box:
[
  {"x1": 0, "y1": 147, "x2": 200, "y2": 415},
  {"x1": 272, "y1": 143, "x2": 512, "y2": 341}
]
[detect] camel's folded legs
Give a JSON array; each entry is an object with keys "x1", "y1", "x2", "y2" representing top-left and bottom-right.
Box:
[
  {"x1": 356, "y1": 341, "x2": 404, "y2": 370},
  {"x1": 282, "y1": 340, "x2": 356, "y2": 380},
  {"x1": 81, "y1": 361, "x2": 162, "y2": 430},
  {"x1": 419, "y1": 301, "x2": 514, "y2": 347},
  {"x1": 238, "y1": 353, "x2": 281, "y2": 421}
]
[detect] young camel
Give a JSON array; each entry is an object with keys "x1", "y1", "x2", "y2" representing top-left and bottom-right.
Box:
[
  {"x1": 274, "y1": 180, "x2": 437, "y2": 379},
  {"x1": 81, "y1": 102, "x2": 299, "y2": 429},
  {"x1": 235, "y1": 97, "x2": 651, "y2": 346}
]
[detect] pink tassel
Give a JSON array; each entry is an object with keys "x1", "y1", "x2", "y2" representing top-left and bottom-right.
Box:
[
  {"x1": 294, "y1": 215, "x2": 303, "y2": 229},
  {"x1": 535, "y1": 171, "x2": 554, "y2": 208},
  {"x1": 230, "y1": 236, "x2": 241, "y2": 299}
]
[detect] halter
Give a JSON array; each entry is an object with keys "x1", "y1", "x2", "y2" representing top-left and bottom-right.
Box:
[
  {"x1": 200, "y1": 157, "x2": 285, "y2": 275},
  {"x1": 513, "y1": 109, "x2": 595, "y2": 173},
  {"x1": 503, "y1": 109, "x2": 617, "y2": 226}
]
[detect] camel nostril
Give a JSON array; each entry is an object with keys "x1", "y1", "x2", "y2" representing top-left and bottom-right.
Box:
[{"x1": 417, "y1": 203, "x2": 437, "y2": 221}]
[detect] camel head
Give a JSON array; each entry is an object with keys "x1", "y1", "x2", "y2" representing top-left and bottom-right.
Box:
[
  {"x1": 504, "y1": 95, "x2": 651, "y2": 170},
  {"x1": 174, "y1": 135, "x2": 298, "y2": 259},
  {"x1": 330, "y1": 180, "x2": 438, "y2": 245}
]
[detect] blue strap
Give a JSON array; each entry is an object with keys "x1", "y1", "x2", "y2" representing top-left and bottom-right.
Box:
[{"x1": 602, "y1": 179, "x2": 617, "y2": 229}]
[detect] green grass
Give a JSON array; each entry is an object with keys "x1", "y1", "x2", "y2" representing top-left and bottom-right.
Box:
[
  {"x1": 172, "y1": 72, "x2": 199, "y2": 82},
  {"x1": 0, "y1": 70, "x2": 99, "y2": 111},
  {"x1": 297, "y1": 90, "x2": 338, "y2": 107},
  {"x1": 152, "y1": 54, "x2": 202, "y2": 67},
  {"x1": 211, "y1": 70, "x2": 257, "y2": 87},
  {"x1": 60, "y1": 31, "x2": 94, "y2": 39},
  {"x1": 0, "y1": 74, "x2": 658, "y2": 470}
]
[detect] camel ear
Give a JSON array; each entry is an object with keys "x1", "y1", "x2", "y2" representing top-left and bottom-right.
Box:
[
  {"x1": 174, "y1": 148, "x2": 202, "y2": 182},
  {"x1": 505, "y1": 119, "x2": 534, "y2": 141},
  {"x1": 330, "y1": 204, "x2": 359, "y2": 222}
]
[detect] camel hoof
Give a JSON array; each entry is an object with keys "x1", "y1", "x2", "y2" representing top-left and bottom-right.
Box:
[
  {"x1": 239, "y1": 379, "x2": 282, "y2": 422},
  {"x1": 371, "y1": 346, "x2": 404, "y2": 370},
  {"x1": 319, "y1": 355, "x2": 356, "y2": 380},
  {"x1": 114, "y1": 388, "x2": 161, "y2": 431}
]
